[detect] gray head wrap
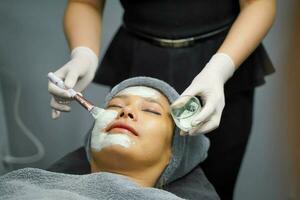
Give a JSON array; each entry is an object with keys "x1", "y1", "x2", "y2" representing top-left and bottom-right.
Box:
[{"x1": 85, "y1": 76, "x2": 210, "y2": 187}]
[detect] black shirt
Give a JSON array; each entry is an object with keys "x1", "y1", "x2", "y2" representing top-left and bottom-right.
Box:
[
  {"x1": 120, "y1": 0, "x2": 240, "y2": 38},
  {"x1": 94, "y1": 0, "x2": 274, "y2": 95}
]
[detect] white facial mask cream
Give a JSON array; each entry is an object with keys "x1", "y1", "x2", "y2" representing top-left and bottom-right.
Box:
[
  {"x1": 91, "y1": 132, "x2": 132, "y2": 152},
  {"x1": 91, "y1": 109, "x2": 133, "y2": 152},
  {"x1": 116, "y1": 86, "x2": 161, "y2": 100}
]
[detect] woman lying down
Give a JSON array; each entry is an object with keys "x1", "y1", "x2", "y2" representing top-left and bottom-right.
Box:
[{"x1": 0, "y1": 77, "x2": 219, "y2": 200}]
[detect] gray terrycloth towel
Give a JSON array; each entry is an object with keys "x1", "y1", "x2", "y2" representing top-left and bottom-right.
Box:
[
  {"x1": 0, "y1": 168, "x2": 184, "y2": 200},
  {"x1": 85, "y1": 76, "x2": 210, "y2": 187}
]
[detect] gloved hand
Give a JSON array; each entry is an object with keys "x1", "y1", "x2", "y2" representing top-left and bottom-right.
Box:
[
  {"x1": 48, "y1": 46, "x2": 99, "y2": 119},
  {"x1": 177, "y1": 53, "x2": 236, "y2": 135}
]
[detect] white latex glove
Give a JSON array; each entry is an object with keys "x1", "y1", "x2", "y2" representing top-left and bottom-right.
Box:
[
  {"x1": 48, "y1": 46, "x2": 99, "y2": 119},
  {"x1": 178, "y1": 53, "x2": 235, "y2": 135}
]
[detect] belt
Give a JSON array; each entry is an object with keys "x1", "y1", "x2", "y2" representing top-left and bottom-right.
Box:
[{"x1": 122, "y1": 24, "x2": 231, "y2": 48}]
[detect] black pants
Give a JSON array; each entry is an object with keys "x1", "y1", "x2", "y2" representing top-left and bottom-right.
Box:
[{"x1": 201, "y1": 89, "x2": 255, "y2": 200}]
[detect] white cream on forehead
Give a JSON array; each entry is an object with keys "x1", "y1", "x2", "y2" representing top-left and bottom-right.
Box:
[
  {"x1": 116, "y1": 86, "x2": 161, "y2": 100},
  {"x1": 91, "y1": 109, "x2": 133, "y2": 152}
]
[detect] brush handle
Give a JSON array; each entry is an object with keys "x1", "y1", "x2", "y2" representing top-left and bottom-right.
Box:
[
  {"x1": 47, "y1": 72, "x2": 66, "y2": 89},
  {"x1": 48, "y1": 72, "x2": 77, "y2": 97}
]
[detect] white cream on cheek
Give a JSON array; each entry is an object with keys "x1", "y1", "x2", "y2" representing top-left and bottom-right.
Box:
[
  {"x1": 116, "y1": 86, "x2": 161, "y2": 100},
  {"x1": 91, "y1": 132, "x2": 132, "y2": 152},
  {"x1": 91, "y1": 109, "x2": 133, "y2": 152}
]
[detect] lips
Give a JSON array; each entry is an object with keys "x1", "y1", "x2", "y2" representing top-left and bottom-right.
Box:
[{"x1": 106, "y1": 122, "x2": 138, "y2": 137}]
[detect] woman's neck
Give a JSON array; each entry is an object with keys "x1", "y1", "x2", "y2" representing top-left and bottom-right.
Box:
[{"x1": 90, "y1": 160, "x2": 166, "y2": 187}]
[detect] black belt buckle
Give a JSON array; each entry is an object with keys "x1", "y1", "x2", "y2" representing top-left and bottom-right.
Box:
[{"x1": 155, "y1": 37, "x2": 195, "y2": 48}]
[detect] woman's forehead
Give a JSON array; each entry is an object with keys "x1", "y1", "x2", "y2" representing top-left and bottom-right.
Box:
[
  {"x1": 115, "y1": 86, "x2": 162, "y2": 100},
  {"x1": 112, "y1": 86, "x2": 170, "y2": 109}
]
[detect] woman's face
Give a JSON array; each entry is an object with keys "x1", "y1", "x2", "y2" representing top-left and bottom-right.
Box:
[{"x1": 91, "y1": 86, "x2": 174, "y2": 171}]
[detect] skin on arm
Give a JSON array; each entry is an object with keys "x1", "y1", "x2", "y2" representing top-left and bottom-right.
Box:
[
  {"x1": 218, "y1": 0, "x2": 276, "y2": 68},
  {"x1": 64, "y1": 0, "x2": 106, "y2": 55}
]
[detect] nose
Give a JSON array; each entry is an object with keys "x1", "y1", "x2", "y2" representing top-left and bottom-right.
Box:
[{"x1": 118, "y1": 107, "x2": 137, "y2": 121}]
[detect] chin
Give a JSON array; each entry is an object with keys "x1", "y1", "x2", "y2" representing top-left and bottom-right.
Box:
[
  {"x1": 104, "y1": 144, "x2": 133, "y2": 151},
  {"x1": 92, "y1": 146, "x2": 140, "y2": 170},
  {"x1": 93, "y1": 144, "x2": 136, "y2": 158}
]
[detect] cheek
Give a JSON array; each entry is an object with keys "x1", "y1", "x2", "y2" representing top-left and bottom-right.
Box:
[{"x1": 137, "y1": 115, "x2": 173, "y2": 148}]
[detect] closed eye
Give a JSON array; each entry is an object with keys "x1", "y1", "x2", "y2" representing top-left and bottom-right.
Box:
[
  {"x1": 142, "y1": 109, "x2": 161, "y2": 115},
  {"x1": 107, "y1": 104, "x2": 123, "y2": 109},
  {"x1": 108, "y1": 105, "x2": 161, "y2": 115}
]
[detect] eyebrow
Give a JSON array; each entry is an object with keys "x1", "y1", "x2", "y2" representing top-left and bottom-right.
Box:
[{"x1": 112, "y1": 94, "x2": 164, "y2": 109}]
